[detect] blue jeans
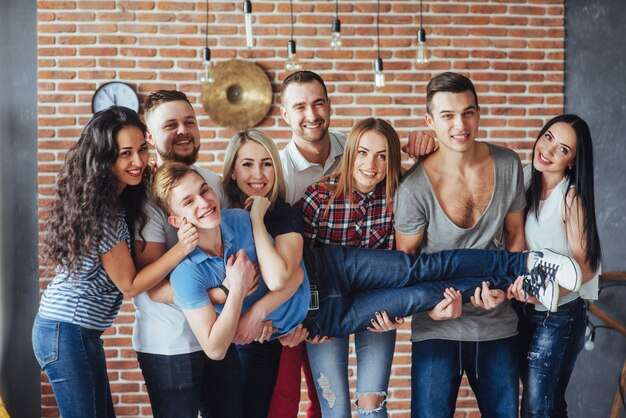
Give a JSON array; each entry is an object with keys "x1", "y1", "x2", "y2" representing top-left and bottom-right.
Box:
[
  {"x1": 31, "y1": 314, "x2": 115, "y2": 418},
  {"x1": 137, "y1": 345, "x2": 242, "y2": 418},
  {"x1": 302, "y1": 246, "x2": 527, "y2": 337},
  {"x1": 307, "y1": 330, "x2": 396, "y2": 417},
  {"x1": 516, "y1": 298, "x2": 586, "y2": 418},
  {"x1": 236, "y1": 339, "x2": 282, "y2": 418},
  {"x1": 411, "y1": 337, "x2": 519, "y2": 418}
]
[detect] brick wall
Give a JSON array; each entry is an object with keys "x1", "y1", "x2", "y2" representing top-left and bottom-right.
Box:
[{"x1": 37, "y1": 1, "x2": 565, "y2": 416}]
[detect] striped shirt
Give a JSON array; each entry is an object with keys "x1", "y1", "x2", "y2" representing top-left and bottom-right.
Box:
[
  {"x1": 39, "y1": 213, "x2": 130, "y2": 330},
  {"x1": 297, "y1": 174, "x2": 394, "y2": 250}
]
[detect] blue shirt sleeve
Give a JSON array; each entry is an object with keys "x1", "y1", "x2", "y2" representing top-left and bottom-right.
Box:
[{"x1": 170, "y1": 261, "x2": 212, "y2": 310}]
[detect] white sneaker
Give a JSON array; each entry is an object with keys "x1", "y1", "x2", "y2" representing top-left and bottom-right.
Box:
[
  {"x1": 528, "y1": 249, "x2": 582, "y2": 292},
  {"x1": 523, "y1": 269, "x2": 560, "y2": 312}
]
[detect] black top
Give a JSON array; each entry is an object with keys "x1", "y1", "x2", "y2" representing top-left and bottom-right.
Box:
[{"x1": 264, "y1": 196, "x2": 304, "y2": 238}]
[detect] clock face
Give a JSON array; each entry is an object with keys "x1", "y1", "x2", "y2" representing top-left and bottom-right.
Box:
[{"x1": 91, "y1": 81, "x2": 140, "y2": 113}]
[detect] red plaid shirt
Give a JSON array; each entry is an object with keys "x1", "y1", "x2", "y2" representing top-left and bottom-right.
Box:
[{"x1": 297, "y1": 174, "x2": 394, "y2": 250}]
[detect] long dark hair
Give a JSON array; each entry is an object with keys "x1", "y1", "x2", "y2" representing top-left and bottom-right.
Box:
[
  {"x1": 42, "y1": 106, "x2": 149, "y2": 275},
  {"x1": 526, "y1": 114, "x2": 602, "y2": 271}
]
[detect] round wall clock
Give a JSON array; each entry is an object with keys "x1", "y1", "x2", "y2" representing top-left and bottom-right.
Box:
[{"x1": 91, "y1": 81, "x2": 140, "y2": 113}]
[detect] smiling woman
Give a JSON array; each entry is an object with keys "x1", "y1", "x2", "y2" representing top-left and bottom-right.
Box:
[{"x1": 32, "y1": 106, "x2": 198, "y2": 418}]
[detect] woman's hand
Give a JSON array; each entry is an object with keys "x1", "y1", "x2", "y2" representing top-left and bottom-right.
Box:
[
  {"x1": 367, "y1": 310, "x2": 405, "y2": 332},
  {"x1": 278, "y1": 324, "x2": 309, "y2": 347},
  {"x1": 245, "y1": 196, "x2": 271, "y2": 222},
  {"x1": 176, "y1": 218, "x2": 198, "y2": 255},
  {"x1": 233, "y1": 306, "x2": 266, "y2": 345},
  {"x1": 507, "y1": 276, "x2": 540, "y2": 304},
  {"x1": 427, "y1": 288, "x2": 462, "y2": 320}
]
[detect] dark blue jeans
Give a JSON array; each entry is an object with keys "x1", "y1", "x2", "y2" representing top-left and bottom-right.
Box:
[
  {"x1": 236, "y1": 340, "x2": 282, "y2": 418},
  {"x1": 137, "y1": 345, "x2": 242, "y2": 418},
  {"x1": 31, "y1": 314, "x2": 115, "y2": 418},
  {"x1": 411, "y1": 337, "x2": 519, "y2": 418},
  {"x1": 302, "y1": 246, "x2": 527, "y2": 337},
  {"x1": 516, "y1": 298, "x2": 586, "y2": 418}
]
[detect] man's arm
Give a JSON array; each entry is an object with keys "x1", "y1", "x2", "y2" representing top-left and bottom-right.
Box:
[
  {"x1": 394, "y1": 230, "x2": 425, "y2": 255},
  {"x1": 180, "y1": 250, "x2": 255, "y2": 360},
  {"x1": 233, "y1": 267, "x2": 305, "y2": 344},
  {"x1": 503, "y1": 209, "x2": 526, "y2": 252}
]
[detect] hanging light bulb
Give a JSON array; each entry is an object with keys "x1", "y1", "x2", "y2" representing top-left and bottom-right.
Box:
[
  {"x1": 285, "y1": 40, "x2": 302, "y2": 71},
  {"x1": 200, "y1": 47, "x2": 215, "y2": 85},
  {"x1": 416, "y1": 0, "x2": 430, "y2": 65},
  {"x1": 199, "y1": 0, "x2": 214, "y2": 85},
  {"x1": 331, "y1": 18, "x2": 342, "y2": 50},
  {"x1": 374, "y1": 58, "x2": 385, "y2": 88},
  {"x1": 416, "y1": 28, "x2": 430, "y2": 64},
  {"x1": 243, "y1": 0, "x2": 253, "y2": 48},
  {"x1": 373, "y1": 0, "x2": 384, "y2": 89}
]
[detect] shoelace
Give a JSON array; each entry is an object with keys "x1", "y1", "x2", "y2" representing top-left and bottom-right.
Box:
[
  {"x1": 523, "y1": 266, "x2": 548, "y2": 298},
  {"x1": 534, "y1": 259, "x2": 559, "y2": 281}
]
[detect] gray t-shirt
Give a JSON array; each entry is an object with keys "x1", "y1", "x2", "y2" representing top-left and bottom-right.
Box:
[{"x1": 394, "y1": 144, "x2": 525, "y2": 342}]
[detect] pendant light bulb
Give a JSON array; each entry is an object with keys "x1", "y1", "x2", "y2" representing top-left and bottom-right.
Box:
[
  {"x1": 331, "y1": 18, "x2": 342, "y2": 50},
  {"x1": 285, "y1": 40, "x2": 302, "y2": 71},
  {"x1": 374, "y1": 58, "x2": 385, "y2": 88},
  {"x1": 200, "y1": 47, "x2": 215, "y2": 85},
  {"x1": 416, "y1": 28, "x2": 430, "y2": 65},
  {"x1": 244, "y1": 0, "x2": 253, "y2": 48}
]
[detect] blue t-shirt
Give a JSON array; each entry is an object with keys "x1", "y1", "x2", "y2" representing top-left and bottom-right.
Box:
[{"x1": 170, "y1": 209, "x2": 309, "y2": 338}]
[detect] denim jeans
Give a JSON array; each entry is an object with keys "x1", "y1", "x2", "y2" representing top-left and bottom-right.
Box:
[
  {"x1": 307, "y1": 330, "x2": 396, "y2": 417},
  {"x1": 137, "y1": 345, "x2": 242, "y2": 418},
  {"x1": 31, "y1": 314, "x2": 115, "y2": 418},
  {"x1": 410, "y1": 337, "x2": 519, "y2": 418},
  {"x1": 516, "y1": 298, "x2": 586, "y2": 418},
  {"x1": 302, "y1": 246, "x2": 527, "y2": 337},
  {"x1": 236, "y1": 340, "x2": 282, "y2": 418}
]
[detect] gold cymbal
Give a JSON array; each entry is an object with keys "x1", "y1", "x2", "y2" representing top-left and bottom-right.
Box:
[{"x1": 201, "y1": 59, "x2": 272, "y2": 131}]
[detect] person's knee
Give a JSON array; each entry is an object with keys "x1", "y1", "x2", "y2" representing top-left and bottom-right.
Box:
[{"x1": 355, "y1": 391, "x2": 387, "y2": 414}]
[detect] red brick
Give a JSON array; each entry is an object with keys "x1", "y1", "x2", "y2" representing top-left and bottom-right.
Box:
[
  {"x1": 38, "y1": 1, "x2": 76, "y2": 10},
  {"x1": 78, "y1": 23, "x2": 117, "y2": 33},
  {"x1": 79, "y1": 46, "x2": 117, "y2": 56},
  {"x1": 77, "y1": 1, "x2": 115, "y2": 9}
]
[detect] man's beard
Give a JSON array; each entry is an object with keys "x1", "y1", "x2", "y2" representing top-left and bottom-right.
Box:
[{"x1": 156, "y1": 144, "x2": 200, "y2": 166}]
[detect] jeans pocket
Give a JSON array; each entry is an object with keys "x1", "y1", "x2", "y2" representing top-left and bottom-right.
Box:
[{"x1": 32, "y1": 317, "x2": 60, "y2": 368}]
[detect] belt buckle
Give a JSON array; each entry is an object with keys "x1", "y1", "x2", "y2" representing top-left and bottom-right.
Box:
[{"x1": 309, "y1": 284, "x2": 319, "y2": 310}]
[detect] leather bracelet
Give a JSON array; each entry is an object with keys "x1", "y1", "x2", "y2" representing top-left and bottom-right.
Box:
[{"x1": 218, "y1": 284, "x2": 229, "y2": 297}]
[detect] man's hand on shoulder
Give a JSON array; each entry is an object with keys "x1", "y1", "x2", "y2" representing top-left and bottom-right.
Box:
[{"x1": 402, "y1": 131, "x2": 437, "y2": 159}]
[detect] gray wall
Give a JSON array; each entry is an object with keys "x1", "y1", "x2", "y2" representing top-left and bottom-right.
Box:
[
  {"x1": 565, "y1": 1, "x2": 626, "y2": 417},
  {"x1": 0, "y1": 0, "x2": 40, "y2": 416}
]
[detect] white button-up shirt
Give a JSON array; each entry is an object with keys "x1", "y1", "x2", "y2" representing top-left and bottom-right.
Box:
[{"x1": 279, "y1": 130, "x2": 347, "y2": 205}]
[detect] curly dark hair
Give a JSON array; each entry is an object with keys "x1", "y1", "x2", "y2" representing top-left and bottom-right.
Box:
[{"x1": 42, "y1": 106, "x2": 150, "y2": 276}]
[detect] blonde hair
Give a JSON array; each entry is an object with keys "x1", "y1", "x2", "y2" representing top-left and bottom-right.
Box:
[
  {"x1": 326, "y1": 118, "x2": 401, "y2": 212},
  {"x1": 151, "y1": 162, "x2": 202, "y2": 215},
  {"x1": 222, "y1": 129, "x2": 286, "y2": 206}
]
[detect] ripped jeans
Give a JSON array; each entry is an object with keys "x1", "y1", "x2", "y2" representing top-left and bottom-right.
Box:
[{"x1": 307, "y1": 331, "x2": 396, "y2": 417}]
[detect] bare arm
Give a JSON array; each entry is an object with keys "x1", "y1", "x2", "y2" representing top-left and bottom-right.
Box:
[
  {"x1": 564, "y1": 189, "x2": 597, "y2": 284},
  {"x1": 134, "y1": 241, "x2": 175, "y2": 303},
  {"x1": 233, "y1": 267, "x2": 305, "y2": 344},
  {"x1": 503, "y1": 209, "x2": 526, "y2": 252},
  {"x1": 394, "y1": 230, "x2": 425, "y2": 254},
  {"x1": 249, "y1": 196, "x2": 304, "y2": 291},
  {"x1": 182, "y1": 250, "x2": 255, "y2": 360},
  {"x1": 103, "y1": 237, "x2": 195, "y2": 299}
]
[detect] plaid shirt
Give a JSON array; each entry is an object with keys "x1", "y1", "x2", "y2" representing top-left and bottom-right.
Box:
[{"x1": 297, "y1": 174, "x2": 394, "y2": 250}]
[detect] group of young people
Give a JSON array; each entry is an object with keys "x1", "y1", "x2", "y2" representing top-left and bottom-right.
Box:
[{"x1": 32, "y1": 70, "x2": 601, "y2": 418}]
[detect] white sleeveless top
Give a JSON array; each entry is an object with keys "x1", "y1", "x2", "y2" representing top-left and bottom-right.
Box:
[{"x1": 524, "y1": 166, "x2": 599, "y2": 310}]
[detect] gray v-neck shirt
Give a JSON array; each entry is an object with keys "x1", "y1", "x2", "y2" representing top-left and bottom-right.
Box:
[{"x1": 394, "y1": 143, "x2": 525, "y2": 342}]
